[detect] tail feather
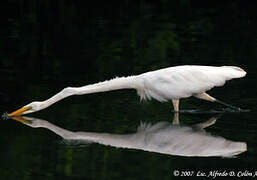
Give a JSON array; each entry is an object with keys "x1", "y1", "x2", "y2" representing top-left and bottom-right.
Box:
[{"x1": 222, "y1": 66, "x2": 246, "y2": 78}]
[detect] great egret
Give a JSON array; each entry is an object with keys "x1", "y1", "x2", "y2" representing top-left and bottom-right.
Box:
[
  {"x1": 11, "y1": 115, "x2": 247, "y2": 157},
  {"x1": 8, "y1": 65, "x2": 246, "y2": 116}
]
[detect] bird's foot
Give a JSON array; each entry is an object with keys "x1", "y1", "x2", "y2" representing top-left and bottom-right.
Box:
[
  {"x1": 172, "y1": 108, "x2": 250, "y2": 114},
  {"x1": 172, "y1": 109, "x2": 221, "y2": 114},
  {"x1": 222, "y1": 107, "x2": 250, "y2": 113}
]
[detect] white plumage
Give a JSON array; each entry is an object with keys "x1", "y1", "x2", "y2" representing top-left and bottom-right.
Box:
[
  {"x1": 8, "y1": 65, "x2": 246, "y2": 116},
  {"x1": 138, "y1": 65, "x2": 246, "y2": 101}
]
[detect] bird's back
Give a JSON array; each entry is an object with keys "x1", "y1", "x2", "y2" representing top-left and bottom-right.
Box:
[{"x1": 137, "y1": 65, "x2": 246, "y2": 101}]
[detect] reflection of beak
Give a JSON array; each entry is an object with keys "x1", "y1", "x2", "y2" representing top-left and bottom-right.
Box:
[
  {"x1": 11, "y1": 116, "x2": 32, "y2": 125},
  {"x1": 8, "y1": 106, "x2": 32, "y2": 117}
]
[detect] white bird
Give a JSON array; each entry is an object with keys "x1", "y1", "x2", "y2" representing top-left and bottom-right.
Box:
[{"x1": 8, "y1": 65, "x2": 246, "y2": 116}]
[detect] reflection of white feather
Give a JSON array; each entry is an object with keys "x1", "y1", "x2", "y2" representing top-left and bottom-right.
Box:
[
  {"x1": 20, "y1": 116, "x2": 247, "y2": 158},
  {"x1": 137, "y1": 121, "x2": 169, "y2": 132},
  {"x1": 137, "y1": 122, "x2": 151, "y2": 132},
  {"x1": 135, "y1": 123, "x2": 244, "y2": 157}
]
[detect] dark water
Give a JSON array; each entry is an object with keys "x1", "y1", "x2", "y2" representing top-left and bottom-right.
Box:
[{"x1": 1, "y1": 1, "x2": 257, "y2": 179}]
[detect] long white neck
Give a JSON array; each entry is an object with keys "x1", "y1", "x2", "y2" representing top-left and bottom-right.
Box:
[
  {"x1": 41, "y1": 75, "x2": 142, "y2": 109},
  {"x1": 74, "y1": 75, "x2": 140, "y2": 94}
]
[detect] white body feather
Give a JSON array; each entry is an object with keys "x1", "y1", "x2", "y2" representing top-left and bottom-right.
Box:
[{"x1": 137, "y1": 65, "x2": 246, "y2": 102}]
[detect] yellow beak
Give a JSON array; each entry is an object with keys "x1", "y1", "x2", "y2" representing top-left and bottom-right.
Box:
[
  {"x1": 8, "y1": 106, "x2": 32, "y2": 117},
  {"x1": 11, "y1": 116, "x2": 32, "y2": 125}
]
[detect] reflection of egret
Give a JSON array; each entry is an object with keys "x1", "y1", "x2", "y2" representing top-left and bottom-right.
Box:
[
  {"x1": 8, "y1": 65, "x2": 246, "y2": 116},
  {"x1": 12, "y1": 115, "x2": 247, "y2": 157}
]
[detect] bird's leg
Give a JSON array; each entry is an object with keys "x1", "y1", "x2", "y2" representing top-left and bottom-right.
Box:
[
  {"x1": 172, "y1": 99, "x2": 179, "y2": 112},
  {"x1": 194, "y1": 93, "x2": 216, "y2": 102},
  {"x1": 172, "y1": 112, "x2": 179, "y2": 125},
  {"x1": 194, "y1": 93, "x2": 241, "y2": 111}
]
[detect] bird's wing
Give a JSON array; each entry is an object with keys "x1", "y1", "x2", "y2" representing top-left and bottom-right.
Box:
[{"x1": 140, "y1": 65, "x2": 246, "y2": 101}]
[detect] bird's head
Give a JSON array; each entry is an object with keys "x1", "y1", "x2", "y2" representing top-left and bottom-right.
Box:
[{"x1": 8, "y1": 101, "x2": 43, "y2": 117}]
